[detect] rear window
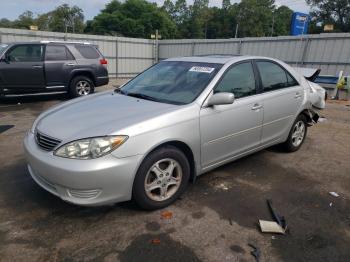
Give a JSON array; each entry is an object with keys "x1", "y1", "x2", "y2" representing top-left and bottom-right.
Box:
[
  {"x1": 45, "y1": 45, "x2": 74, "y2": 61},
  {"x1": 75, "y1": 45, "x2": 100, "y2": 59}
]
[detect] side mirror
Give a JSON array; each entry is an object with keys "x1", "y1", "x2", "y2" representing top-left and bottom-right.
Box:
[
  {"x1": 0, "y1": 54, "x2": 9, "y2": 63},
  {"x1": 206, "y1": 92, "x2": 235, "y2": 107}
]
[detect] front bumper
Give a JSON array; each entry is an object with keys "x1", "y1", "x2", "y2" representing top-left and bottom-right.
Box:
[{"x1": 24, "y1": 132, "x2": 143, "y2": 206}]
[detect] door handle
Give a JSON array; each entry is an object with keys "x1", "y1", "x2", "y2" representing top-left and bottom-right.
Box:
[
  {"x1": 65, "y1": 63, "x2": 75, "y2": 66},
  {"x1": 295, "y1": 92, "x2": 302, "y2": 98},
  {"x1": 251, "y1": 104, "x2": 263, "y2": 111},
  {"x1": 32, "y1": 65, "x2": 43, "y2": 69}
]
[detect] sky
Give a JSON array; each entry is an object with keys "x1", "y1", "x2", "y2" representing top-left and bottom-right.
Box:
[{"x1": 0, "y1": 0, "x2": 310, "y2": 21}]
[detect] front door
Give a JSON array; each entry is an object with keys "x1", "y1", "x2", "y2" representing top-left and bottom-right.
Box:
[
  {"x1": 200, "y1": 61, "x2": 264, "y2": 168},
  {"x1": 0, "y1": 44, "x2": 45, "y2": 93}
]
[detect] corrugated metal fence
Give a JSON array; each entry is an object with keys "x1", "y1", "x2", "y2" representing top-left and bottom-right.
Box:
[
  {"x1": 0, "y1": 28, "x2": 155, "y2": 78},
  {"x1": 160, "y1": 34, "x2": 350, "y2": 76},
  {"x1": 1, "y1": 28, "x2": 350, "y2": 77}
]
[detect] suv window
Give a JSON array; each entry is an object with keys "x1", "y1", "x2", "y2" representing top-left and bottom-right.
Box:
[
  {"x1": 45, "y1": 45, "x2": 74, "y2": 61},
  {"x1": 256, "y1": 61, "x2": 298, "y2": 92},
  {"x1": 75, "y1": 45, "x2": 100, "y2": 59},
  {"x1": 215, "y1": 62, "x2": 256, "y2": 99},
  {"x1": 7, "y1": 44, "x2": 43, "y2": 62}
]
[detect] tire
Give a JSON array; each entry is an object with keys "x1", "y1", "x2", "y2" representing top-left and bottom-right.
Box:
[
  {"x1": 69, "y1": 76, "x2": 95, "y2": 98},
  {"x1": 282, "y1": 114, "x2": 308, "y2": 152},
  {"x1": 132, "y1": 146, "x2": 190, "y2": 210}
]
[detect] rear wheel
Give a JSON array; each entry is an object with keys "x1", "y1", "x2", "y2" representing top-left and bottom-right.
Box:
[
  {"x1": 283, "y1": 115, "x2": 308, "y2": 152},
  {"x1": 132, "y1": 146, "x2": 190, "y2": 210},
  {"x1": 69, "y1": 76, "x2": 94, "y2": 98}
]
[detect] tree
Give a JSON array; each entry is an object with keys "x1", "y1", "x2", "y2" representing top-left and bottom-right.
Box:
[
  {"x1": 46, "y1": 4, "x2": 85, "y2": 33},
  {"x1": 12, "y1": 11, "x2": 35, "y2": 29},
  {"x1": 0, "y1": 18, "x2": 12, "y2": 28},
  {"x1": 306, "y1": 0, "x2": 350, "y2": 32},
  {"x1": 85, "y1": 0, "x2": 177, "y2": 38},
  {"x1": 235, "y1": 0, "x2": 275, "y2": 37},
  {"x1": 272, "y1": 6, "x2": 294, "y2": 36}
]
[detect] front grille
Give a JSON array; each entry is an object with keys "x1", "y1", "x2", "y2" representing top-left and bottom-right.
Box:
[{"x1": 35, "y1": 131, "x2": 61, "y2": 151}]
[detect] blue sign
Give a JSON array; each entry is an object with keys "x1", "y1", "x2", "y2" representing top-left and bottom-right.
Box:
[{"x1": 291, "y1": 12, "x2": 310, "y2": 36}]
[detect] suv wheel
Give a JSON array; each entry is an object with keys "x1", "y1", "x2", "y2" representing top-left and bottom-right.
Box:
[
  {"x1": 70, "y1": 76, "x2": 94, "y2": 98},
  {"x1": 132, "y1": 146, "x2": 190, "y2": 210},
  {"x1": 283, "y1": 114, "x2": 308, "y2": 152}
]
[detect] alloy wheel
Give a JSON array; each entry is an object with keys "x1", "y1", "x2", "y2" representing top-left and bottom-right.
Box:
[
  {"x1": 144, "y1": 158, "x2": 182, "y2": 202},
  {"x1": 76, "y1": 80, "x2": 91, "y2": 96},
  {"x1": 291, "y1": 120, "x2": 306, "y2": 147}
]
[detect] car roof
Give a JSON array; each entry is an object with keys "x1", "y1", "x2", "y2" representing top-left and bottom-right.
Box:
[
  {"x1": 4, "y1": 41, "x2": 92, "y2": 45},
  {"x1": 164, "y1": 55, "x2": 272, "y2": 65}
]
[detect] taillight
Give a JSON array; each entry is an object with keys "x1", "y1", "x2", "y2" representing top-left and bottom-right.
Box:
[{"x1": 100, "y1": 58, "x2": 108, "y2": 65}]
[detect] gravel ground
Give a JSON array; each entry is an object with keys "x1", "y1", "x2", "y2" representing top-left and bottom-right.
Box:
[{"x1": 0, "y1": 84, "x2": 349, "y2": 262}]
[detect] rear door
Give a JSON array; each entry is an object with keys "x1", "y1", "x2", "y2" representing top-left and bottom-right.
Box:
[
  {"x1": 0, "y1": 44, "x2": 45, "y2": 92},
  {"x1": 44, "y1": 44, "x2": 77, "y2": 89},
  {"x1": 200, "y1": 61, "x2": 264, "y2": 168},
  {"x1": 254, "y1": 60, "x2": 304, "y2": 145}
]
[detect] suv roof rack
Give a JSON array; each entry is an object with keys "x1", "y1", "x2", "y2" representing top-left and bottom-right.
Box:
[{"x1": 40, "y1": 40, "x2": 91, "y2": 45}]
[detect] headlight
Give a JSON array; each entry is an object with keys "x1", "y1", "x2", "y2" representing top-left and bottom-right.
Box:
[{"x1": 54, "y1": 136, "x2": 128, "y2": 159}]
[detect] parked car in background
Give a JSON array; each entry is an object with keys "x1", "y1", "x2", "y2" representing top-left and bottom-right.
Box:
[
  {"x1": 24, "y1": 55, "x2": 326, "y2": 210},
  {"x1": 0, "y1": 41, "x2": 109, "y2": 97}
]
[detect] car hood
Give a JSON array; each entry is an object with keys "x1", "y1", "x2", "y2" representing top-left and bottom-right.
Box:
[{"x1": 36, "y1": 91, "x2": 179, "y2": 142}]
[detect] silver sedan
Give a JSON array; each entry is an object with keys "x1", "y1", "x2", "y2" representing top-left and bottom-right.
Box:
[{"x1": 24, "y1": 55, "x2": 326, "y2": 209}]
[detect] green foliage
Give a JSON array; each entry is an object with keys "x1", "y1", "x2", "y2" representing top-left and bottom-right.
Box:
[
  {"x1": 85, "y1": 0, "x2": 177, "y2": 38},
  {"x1": 0, "y1": 4, "x2": 84, "y2": 33},
  {"x1": 0, "y1": 0, "x2": 319, "y2": 39},
  {"x1": 306, "y1": 0, "x2": 350, "y2": 32}
]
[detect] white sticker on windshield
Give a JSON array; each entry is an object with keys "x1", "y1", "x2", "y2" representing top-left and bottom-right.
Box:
[{"x1": 189, "y1": 66, "x2": 215, "y2": 74}]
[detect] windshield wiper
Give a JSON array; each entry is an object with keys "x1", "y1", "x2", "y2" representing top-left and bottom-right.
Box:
[{"x1": 126, "y1": 92, "x2": 159, "y2": 102}]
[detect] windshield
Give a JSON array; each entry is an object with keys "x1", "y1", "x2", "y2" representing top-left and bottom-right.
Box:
[
  {"x1": 0, "y1": 44, "x2": 8, "y2": 54},
  {"x1": 120, "y1": 61, "x2": 223, "y2": 105}
]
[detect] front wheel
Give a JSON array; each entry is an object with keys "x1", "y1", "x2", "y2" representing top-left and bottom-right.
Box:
[
  {"x1": 132, "y1": 146, "x2": 190, "y2": 210},
  {"x1": 69, "y1": 76, "x2": 95, "y2": 98},
  {"x1": 282, "y1": 115, "x2": 308, "y2": 152}
]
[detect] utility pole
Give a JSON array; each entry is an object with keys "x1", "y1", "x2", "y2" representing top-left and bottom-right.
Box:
[
  {"x1": 151, "y1": 29, "x2": 161, "y2": 63},
  {"x1": 271, "y1": 11, "x2": 275, "y2": 36},
  {"x1": 235, "y1": 23, "x2": 239, "y2": 38}
]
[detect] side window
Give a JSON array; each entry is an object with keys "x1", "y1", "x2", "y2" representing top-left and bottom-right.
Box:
[
  {"x1": 7, "y1": 45, "x2": 43, "y2": 62},
  {"x1": 256, "y1": 61, "x2": 297, "y2": 92},
  {"x1": 215, "y1": 62, "x2": 256, "y2": 99},
  {"x1": 45, "y1": 45, "x2": 74, "y2": 61},
  {"x1": 75, "y1": 45, "x2": 100, "y2": 59}
]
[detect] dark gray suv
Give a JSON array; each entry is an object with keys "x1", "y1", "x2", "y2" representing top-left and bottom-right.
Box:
[{"x1": 0, "y1": 41, "x2": 109, "y2": 97}]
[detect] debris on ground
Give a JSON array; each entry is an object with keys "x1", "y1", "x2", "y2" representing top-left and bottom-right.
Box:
[
  {"x1": 248, "y1": 243, "x2": 261, "y2": 262},
  {"x1": 259, "y1": 200, "x2": 287, "y2": 234},
  {"x1": 228, "y1": 218, "x2": 233, "y2": 226},
  {"x1": 330, "y1": 202, "x2": 333, "y2": 207},
  {"x1": 318, "y1": 117, "x2": 327, "y2": 123},
  {"x1": 151, "y1": 239, "x2": 161, "y2": 244},
  {"x1": 216, "y1": 183, "x2": 229, "y2": 191},
  {"x1": 161, "y1": 211, "x2": 173, "y2": 219},
  {"x1": 0, "y1": 125, "x2": 15, "y2": 134},
  {"x1": 329, "y1": 192, "x2": 339, "y2": 197},
  {"x1": 259, "y1": 220, "x2": 286, "y2": 234}
]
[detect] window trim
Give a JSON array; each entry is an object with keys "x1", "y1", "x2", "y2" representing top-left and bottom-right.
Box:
[
  {"x1": 6, "y1": 44, "x2": 44, "y2": 62},
  {"x1": 44, "y1": 44, "x2": 75, "y2": 61},
  {"x1": 253, "y1": 59, "x2": 300, "y2": 93},
  {"x1": 212, "y1": 59, "x2": 260, "y2": 99}
]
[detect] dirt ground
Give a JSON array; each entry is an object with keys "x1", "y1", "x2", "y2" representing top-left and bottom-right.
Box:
[{"x1": 0, "y1": 83, "x2": 349, "y2": 262}]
